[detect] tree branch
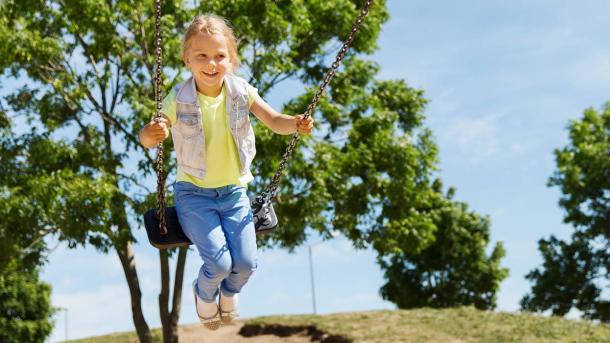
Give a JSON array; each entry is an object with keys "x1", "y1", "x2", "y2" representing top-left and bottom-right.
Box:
[
  {"x1": 110, "y1": 57, "x2": 122, "y2": 114},
  {"x1": 262, "y1": 72, "x2": 295, "y2": 95},
  {"x1": 248, "y1": 40, "x2": 258, "y2": 85},
  {"x1": 74, "y1": 31, "x2": 107, "y2": 104},
  {"x1": 72, "y1": 110, "x2": 91, "y2": 141},
  {"x1": 103, "y1": 110, "x2": 155, "y2": 165},
  {"x1": 100, "y1": 60, "x2": 110, "y2": 113},
  {"x1": 22, "y1": 228, "x2": 59, "y2": 254},
  {"x1": 37, "y1": 67, "x2": 93, "y2": 142},
  {"x1": 118, "y1": 172, "x2": 153, "y2": 194},
  {"x1": 136, "y1": 10, "x2": 154, "y2": 82}
]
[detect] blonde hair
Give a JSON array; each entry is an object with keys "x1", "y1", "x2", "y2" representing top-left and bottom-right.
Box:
[{"x1": 183, "y1": 14, "x2": 241, "y2": 70}]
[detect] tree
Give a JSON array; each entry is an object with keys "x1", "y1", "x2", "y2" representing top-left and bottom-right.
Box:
[
  {"x1": 0, "y1": 100, "x2": 57, "y2": 343},
  {"x1": 0, "y1": 1, "x2": 391, "y2": 341},
  {"x1": 0, "y1": 99, "x2": 113, "y2": 343},
  {"x1": 0, "y1": 111, "x2": 115, "y2": 273},
  {"x1": 520, "y1": 234, "x2": 608, "y2": 320},
  {"x1": 521, "y1": 103, "x2": 610, "y2": 321},
  {"x1": 0, "y1": 260, "x2": 54, "y2": 343},
  {"x1": 378, "y1": 181, "x2": 508, "y2": 310}
]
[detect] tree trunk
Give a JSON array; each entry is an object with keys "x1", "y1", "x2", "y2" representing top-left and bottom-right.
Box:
[
  {"x1": 171, "y1": 247, "x2": 188, "y2": 337},
  {"x1": 159, "y1": 249, "x2": 175, "y2": 343},
  {"x1": 160, "y1": 247, "x2": 188, "y2": 343},
  {"x1": 117, "y1": 242, "x2": 153, "y2": 343}
]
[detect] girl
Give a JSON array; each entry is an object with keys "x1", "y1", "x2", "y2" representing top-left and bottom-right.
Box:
[{"x1": 139, "y1": 14, "x2": 314, "y2": 330}]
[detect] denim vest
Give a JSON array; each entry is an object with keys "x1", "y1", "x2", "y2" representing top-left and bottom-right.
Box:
[{"x1": 171, "y1": 74, "x2": 256, "y2": 180}]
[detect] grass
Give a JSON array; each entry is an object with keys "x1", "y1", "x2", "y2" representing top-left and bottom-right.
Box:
[
  {"x1": 66, "y1": 329, "x2": 162, "y2": 343},
  {"x1": 67, "y1": 307, "x2": 610, "y2": 343},
  {"x1": 246, "y1": 307, "x2": 610, "y2": 343}
]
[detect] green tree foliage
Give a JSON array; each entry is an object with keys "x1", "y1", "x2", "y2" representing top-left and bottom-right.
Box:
[
  {"x1": 0, "y1": 102, "x2": 103, "y2": 343},
  {"x1": 379, "y1": 181, "x2": 508, "y2": 310},
  {"x1": 521, "y1": 103, "x2": 610, "y2": 321},
  {"x1": 521, "y1": 234, "x2": 608, "y2": 320},
  {"x1": 0, "y1": 260, "x2": 54, "y2": 343},
  {"x1": 0, "y1": 122, "x2": 116, "y2": 272}
]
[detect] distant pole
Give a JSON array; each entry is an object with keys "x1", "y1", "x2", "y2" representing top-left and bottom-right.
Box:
[
  {"x1": 306, "y1": 232, "x2": 338, "y2": 315},
  {"x1": 308, "y1": 244, "x2": 317, "y2": 315}
]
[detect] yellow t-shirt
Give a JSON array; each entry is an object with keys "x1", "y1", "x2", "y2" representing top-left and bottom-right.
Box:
[{"x1": 161, "y1": 83, "x2": 257, "y2": 188}]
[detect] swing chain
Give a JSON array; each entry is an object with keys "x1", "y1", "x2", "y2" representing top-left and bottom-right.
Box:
[
  {"x1": 261, "y1": 0, "x2": 374, "y2": 201},
  {"x1": 154, "y1": 0, "x2": 167, "y2": 235},
  {"x1": 151, "y1": 0, "x2": 373, "y2": 234}
]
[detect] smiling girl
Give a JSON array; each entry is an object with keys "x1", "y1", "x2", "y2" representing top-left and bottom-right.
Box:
[{"x1": 139, "y1": 14, "x2": 314, "y2": 330}]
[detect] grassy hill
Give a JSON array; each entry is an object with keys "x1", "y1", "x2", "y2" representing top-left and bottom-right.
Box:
[{"x1": 67, "y1": 307, "x2": 610, "y2": 343}]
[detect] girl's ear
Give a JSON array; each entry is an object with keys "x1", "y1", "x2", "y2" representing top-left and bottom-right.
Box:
[{"x1": 182, "y1": 51, "x2": 190, "y2": 66}]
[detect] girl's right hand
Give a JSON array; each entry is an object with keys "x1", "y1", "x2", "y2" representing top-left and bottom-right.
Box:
[
  {"x1": 149, "y1": 117, "x2": 170, "y2": 140},
  {"x1": 140, "y1": 117, "x2": 170, "y2": 148}
]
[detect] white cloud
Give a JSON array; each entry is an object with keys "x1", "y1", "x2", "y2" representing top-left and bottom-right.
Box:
[{"x1": 444, "y1": 112, "x2": 503, "y2": 164}]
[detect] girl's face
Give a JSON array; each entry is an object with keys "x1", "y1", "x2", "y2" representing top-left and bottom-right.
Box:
[{"x1": 183, "y1": 32, "x2": 233, "y2": 96}]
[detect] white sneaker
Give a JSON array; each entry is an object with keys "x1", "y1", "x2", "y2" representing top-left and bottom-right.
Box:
[
  {"x1": 219, "y1": 291, "x2": 239, "y2": 324},
  {"x1": 192, "y1": 280, "x2": 221, "y2": 330}
]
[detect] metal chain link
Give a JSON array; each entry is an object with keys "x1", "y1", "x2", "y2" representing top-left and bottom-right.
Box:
[
  {"x1": 259, "y1": 0, "x2": 374, "y2": 203},
  {"x1": 153, "y1": 0, "x2": 167, "y2": 235}
]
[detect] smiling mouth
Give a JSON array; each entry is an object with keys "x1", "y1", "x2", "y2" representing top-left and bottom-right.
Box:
[{"x1": 202, "y1": 71, "x2": 219, "y2": 77}]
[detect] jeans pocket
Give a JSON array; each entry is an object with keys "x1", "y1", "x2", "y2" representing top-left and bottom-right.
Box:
[
  {"x1": 173, "y1": 186, "x2": 194, "y2": 214},
  {"x1": 175, "y1": 196, "x2": 194, "y2": 216},
  {"x1": 236, "y1": 187, "x2": 253, "y2": 212}
]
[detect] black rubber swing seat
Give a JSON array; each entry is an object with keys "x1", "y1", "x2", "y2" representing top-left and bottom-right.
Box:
[
  {"x1": 144, "y1": 207, "x2": 191, "y2": 249},
  {"x1": 144, "y1": 199, "x2": 278, "y2": 249}
]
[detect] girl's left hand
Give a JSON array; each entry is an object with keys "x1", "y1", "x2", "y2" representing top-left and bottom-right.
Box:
[{"x1": 295, "y1": 114, "x2": 314, "y2": 135}]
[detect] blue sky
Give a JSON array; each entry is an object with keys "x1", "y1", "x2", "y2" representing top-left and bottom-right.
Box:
[{"x1": 31, "y1": 0, "x2": 610, "y2": 341}]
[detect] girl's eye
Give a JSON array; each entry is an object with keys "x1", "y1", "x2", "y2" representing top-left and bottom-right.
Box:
[
  {"x1": 198, "y1": 54, "x2": 206, "y2": 58},
  {"x1": 217, "y1": 55, "x2": 225, "y2": 59}
]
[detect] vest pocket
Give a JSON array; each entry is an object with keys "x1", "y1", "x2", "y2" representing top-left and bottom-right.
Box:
[
  {"x1": 236, "y1": 112, "x2": 250, "y2": 138},
  {"x1": 244, "y1": 130, "x2": 256, "y2": 157},
  {"x1": 177, "y1": 113, "x2": 201, "y2": 138},
  {"x1": 180, "y1": 133, "x2": 205, "y2": 169},
  {"x1": 174, "y1": 113, "x2": 205, "y2": 171}
]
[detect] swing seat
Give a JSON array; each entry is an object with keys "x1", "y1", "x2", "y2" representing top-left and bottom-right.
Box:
[
  {"x1": 144, "y1": 207, "x2": 191, "y2": 249},
  {"x1": 144, "y1": 198, "x2": 278, "y2": 249},
  {"x1": 251, "y1": 197, "x2": 278, "y2": 235}
]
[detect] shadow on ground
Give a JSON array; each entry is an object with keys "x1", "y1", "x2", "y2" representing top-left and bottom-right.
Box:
[{"x1": 239, "y1": 323, "x2": 353, "y2": 343}]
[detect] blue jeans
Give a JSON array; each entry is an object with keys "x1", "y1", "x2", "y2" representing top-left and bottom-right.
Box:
[{"x1": 173, "y1": 181, "x2": 258, "y2": 303}]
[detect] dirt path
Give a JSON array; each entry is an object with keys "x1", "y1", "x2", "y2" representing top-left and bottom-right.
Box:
[{"x1": 178, "y1": 321, "x2": 312, "y2": 343}]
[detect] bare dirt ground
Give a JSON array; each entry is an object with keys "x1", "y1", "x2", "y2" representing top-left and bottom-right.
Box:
[{"x1": 177, "y1": 321, "x2": 312, "y2": 343}]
